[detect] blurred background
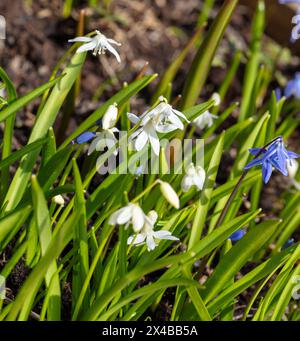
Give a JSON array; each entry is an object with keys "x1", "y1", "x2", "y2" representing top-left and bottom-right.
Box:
[{"x1": 0, "y1": 0, "x2": 299, "y2": 148}]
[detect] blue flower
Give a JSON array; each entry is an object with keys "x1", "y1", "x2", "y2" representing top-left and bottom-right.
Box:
[
  {"x1": 279, "y1": 0, "x2": 300, "y2": 4},
  {"x1": 282, "y1": 238, "x2": 295, "y2": 250},
  {"x1": 74, "y1": 132, "x2": 96, "y2": 144},
  {"x1": 244, "y1": 137, "x2": 300, "y2": 183},
  {"x1": 275, "y1": 73, "x2": 300, "y2": 100},
  {"x1": 284, "y1": 73, "x2": 300, "y2": 98},
  {"x1": 229, "y1": 229, "x2": 245, "y2": 242}
]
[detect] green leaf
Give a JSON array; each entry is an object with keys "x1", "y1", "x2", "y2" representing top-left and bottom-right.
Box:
[
  {"x1": 152, "y1": 27, "x2": 203, "y2": 102},
  {"x1": 0, "y1": 137, "x2": 48, "y2": 170},
  {"x1": 181, "y1": 0, "x2": 238, "y2": 109},
  {"x1": 3, "y1": 52, "x2": 86, "y2": 212},
  {"x1": 239, "y1": 1, "x2": 265, "y2": 121},
  {"x1": 0, "y1": 206, "x2": 31, "y2": 252},
  {"x1": 188, "y1": 131, "x2": 224, "y2": 248},
  {"x1": 203, "y1": 219, "x2": 281, "y2": 303},
  {"x1": 72, "y1": 159, "x2": 89, "y2": 312},
  {"x1": 0, "y1": 67, "x2": 17, "y2": 203},
  {"x1": 31, "y1": 175, "x2": 61, "y2": 320},
  {"x1": 0, "y1": 75, "x2": 63, "y2": 123},
  {"x1": 207, "y1": 245, "x2": 295, "y2": 316}
]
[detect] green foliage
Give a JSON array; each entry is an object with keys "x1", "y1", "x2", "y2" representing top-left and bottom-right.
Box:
[{"x1": 0, "y1": 0, "x2": 299, "y2": 322}]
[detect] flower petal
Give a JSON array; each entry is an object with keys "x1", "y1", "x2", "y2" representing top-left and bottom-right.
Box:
[
  {"x1": 87, "y1": 136, "x2": 100, "y2": 155},
  {"x1": 244, "y1": 157, "x2": 264, "y2": 170},
  {"x1": 127, "y1": 113, "x2": 140, "y2": 124},
  {"x1": 181, "y1": 175, "x2": 193, "y2": 193},
  {"x1": 105, "y1": 42, "x2": 121, "y2": 63},
  {"x1": 76, "y1": 40, "x2": 97, "y2": 53},
  {"x1": 172, "y1": 108, "x2": 190, "y2": 123},
  {"x1": 127, "y1": 234, "x2": 146, "y2": 245},
  {"x1": 107, "y1": 38, "x2": 122, "y2": 46},
  {"x1": 288, "y1": 151, "x2": 300, "y2": 159},
  {"x1": 146, "y1": 235, "x2": 157, "y2": 251},
  {"x1": 153, "y1": 230, "x2": 179, "y2": 241},
  {"x1": 131, "y1": 205, "x2": 145, "y2": 232},
  {"x1": 147, "y1": 125, "x2": 160, "y2": 156},
  {"x1": 102, "y1": 104, "x2": 118, "y2": 130},
  {"x1": 69, "y1": 36, "x2": 92, "y2": 43},
  {"x1": 115, "y1": 206, "x2": 133, "y2": 225},
  {"x1": 76, "y1": 132, "x2": 96, "y2": 144},
  {"x1": 155, "y1": 123, "x2": 178, "y2": 133},
  {"x1": 168, "y1": 112, "x2": 184, "y2": 130},
  {"x1": 262, "y1": 160, "x2": 273, "y2": 184},
  {"x1": 229, "y1": 229, "x2": 245, "y2": 242},
  {"x1": 135, "y1": 130, "x2": 149, "y2": 151}
]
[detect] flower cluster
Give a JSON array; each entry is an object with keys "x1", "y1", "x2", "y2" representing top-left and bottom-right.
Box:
[
  {"x1": 109, "y1": 204, "x2": 179, "y2": 251},
  {"x1": 128, "y1": 96, "x2": 189, "y2": 156}
]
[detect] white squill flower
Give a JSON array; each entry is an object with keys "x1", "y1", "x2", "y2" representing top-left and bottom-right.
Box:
[
  {"x1": 158, "y1": 180, "x2": 180, "y2": 209},
  {"x1": 127, "y1": 210, "x2": 179, "y2": 251},
  {"x1": 287, "y1": 159, "x2": 300, "y2": 190},
  {"x1": 128, "y1": 96, "x2": 189, "y2": 155},
  {"x1": 287, "y1": 159, "x2": 299, "y2": 179},
  {"x1": 212, "y1": 92, "x2": 221, "y2": 106},
  {"x1": 68, "y1": 30, "x2": 121, "y2": 62},
  {"x1": 181, "y1": 163, "x2": 206, "y2": 192},
  {"x1": 193, "y1": 110, "x2": 218, "y2": 130},
  {"x1": 52, "y1": 195, "x2": 65, "y2": 206},
  {"x1": 109, "y1": 203, "x2": 146, "y2": 233},
  {"x1": 88, "y1": 103, "x2": 119, "y2": 156}
]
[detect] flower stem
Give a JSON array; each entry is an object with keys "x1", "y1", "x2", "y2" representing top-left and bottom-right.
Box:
[{"x1": 131, "y1": 180, "x2": 159, "y2": 203}]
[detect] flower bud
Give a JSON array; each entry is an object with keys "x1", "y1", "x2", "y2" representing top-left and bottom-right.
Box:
[
  {"x1": 287, "y1": 159, "x2": 299, "y2": 179},
  {"x1": 211, "y1": 92, "x2": 221, "y2": 106},
  {"x1": 102, "y1": 103, "x2": 118, "y2": 130},
  {"x1": 52, "y1": 195, "x2": 65, "y2": 206},
  {"x1": 159, "y1": 181, "x2": 180, "y2": 209}
]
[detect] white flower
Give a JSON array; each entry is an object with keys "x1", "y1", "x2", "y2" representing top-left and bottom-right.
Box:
[
  {"x1": 128, "y1": 97, "x2": 189, "y2": 155},
  {"x1": 211, "y1": 92, "x2": 221, "y2": 106},
  {"x1": 102, "y1": 103, "x2": 118, "y2": 130},
  {"x1": 129, "y1": 120, "x2": 160, "y2": 155},
  {"x1": 287, "y1": 159, "x2": 299, "y2": 179},
  {"x1": 193, "y1": 110, "x2": 218, "y2": 130},
  {"x1": 287, "y1": 159, "x2": 300, "y2": 190},
  {"x1": 88, "y1": 104, "x2": 119, "y2": 156},
  {"x1": 109, "y1": 203, "x2": 146, "y2": 233},
  {"x1": 68, "y1": 30, "x2": 121, "y2": 62},
  {"x1": 52, "y1": 195, "x2": 65, "y2": 206},
  {"x1": 158, "y1": 180, "x2": 180, "y2": 209},
  {"x1": 127, "y1": 210, "x2": 179, "y2": 251},
  {"x1": 181, "y1": 163, "x2": 206, "y2": 192}
]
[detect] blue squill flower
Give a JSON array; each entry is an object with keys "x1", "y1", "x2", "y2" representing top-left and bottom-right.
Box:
[
  {"x1": 284, "y1": 73, "x2": 300, "y2": 98},
  {"x1": 244, "y1": 137, "x2": 300, "y2": 183},
  {"x1": 73, "y1": 131, "x2": 96, "y2": 144},
  {"x1": 229, "y1": 229, "x2": 245, "y2": 242},
  {"x1": 279, "y1": 0, "x2": 300, "y2": 4},
  {"x1": 282, "y1": 238, "x2": 295, "y2": 250},
  {"x1": 275, "y1": 73, "x2": 300, "y2": 100}
]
